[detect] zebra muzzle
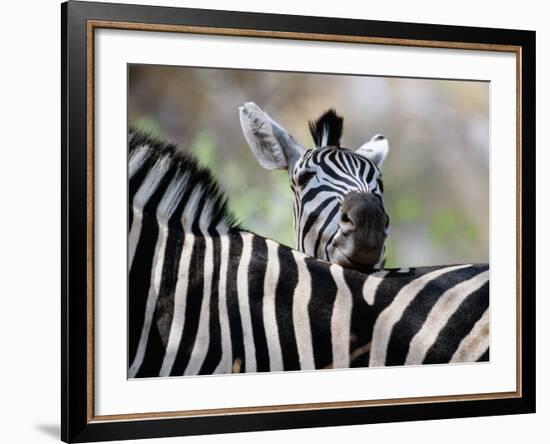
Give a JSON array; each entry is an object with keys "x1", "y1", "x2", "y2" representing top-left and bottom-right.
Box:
[{"x1": 335, "y1": 192, "x2": 387, "y2": 268}]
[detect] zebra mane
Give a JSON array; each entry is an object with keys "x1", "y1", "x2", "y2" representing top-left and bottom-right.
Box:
[
  {"x1": 308, "y1": 109, "x2": 344, "y2": 148},
  {"x1": 129, "y1": 129, "x2": 239, "y2": 233}
]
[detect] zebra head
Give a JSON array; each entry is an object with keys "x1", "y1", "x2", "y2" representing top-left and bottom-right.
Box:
[{"x1": 239, "y1": 102, "x2": 390, "y2": 271}]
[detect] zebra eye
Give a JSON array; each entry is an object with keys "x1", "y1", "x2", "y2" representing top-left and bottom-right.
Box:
[{"x1": 297, "y1": 171, "x2": 315, "y2": 187}]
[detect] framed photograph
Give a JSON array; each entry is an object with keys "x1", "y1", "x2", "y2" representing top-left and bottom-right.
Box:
[{"x1": 61, "y1": 1, "x2": 535, "y2": 442}]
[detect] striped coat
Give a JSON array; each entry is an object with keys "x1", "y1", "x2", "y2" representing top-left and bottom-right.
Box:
[{"x1": 128, "y1": 131, "x2": 489, "y2": 378}]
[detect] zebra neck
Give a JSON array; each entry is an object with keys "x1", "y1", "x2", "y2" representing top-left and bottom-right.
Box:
[
  {"x1": 130, "y1": 218, "x2": 489, "y2": 377},
  {"x1": 132, "y1": 227, "x2": 379, "y2": 376},
  {"x1": 129, "y1": 131, "x2": 239, "y2": 250}
]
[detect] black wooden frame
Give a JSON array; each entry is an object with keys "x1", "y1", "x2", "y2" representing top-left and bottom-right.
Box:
[{"x1": 62, "y1": 1, "x2": 536, "y2": 442}]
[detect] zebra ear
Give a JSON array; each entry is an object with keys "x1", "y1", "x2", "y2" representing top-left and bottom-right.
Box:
[
  {"x1": 356, "y1": 134, "x2": 389, "y2": 168},
  {"x1": 239, "y1": 102, "x2": 304, "y2": 171}
]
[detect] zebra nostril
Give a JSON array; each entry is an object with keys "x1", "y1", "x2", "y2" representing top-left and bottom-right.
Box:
[{"x1": 341, "y1": 212, "x2": 353, "y2": 226}]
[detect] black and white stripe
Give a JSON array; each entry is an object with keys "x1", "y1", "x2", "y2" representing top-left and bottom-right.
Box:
[
  {"x1": 290, "y1": 147, "x2": 387, "y2": 261},
  {"x1": 239, "y1": 102, "x2": 390, "y2": 270},
  {"x1": 128, "y1": 131, "x2": 490, "y2": 378}
]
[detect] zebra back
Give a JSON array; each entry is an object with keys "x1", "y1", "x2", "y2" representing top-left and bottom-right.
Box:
[{"x1": 127, "y1": 130, "x2": 489, "y2": 378}]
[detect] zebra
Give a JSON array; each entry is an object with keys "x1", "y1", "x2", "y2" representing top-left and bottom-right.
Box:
[
  {"x1": 239, "y1": 102, "x2": 390, "y2": 270},
  {"x1": 127, "y1": 129, "x2": 489, "y2": 378}
]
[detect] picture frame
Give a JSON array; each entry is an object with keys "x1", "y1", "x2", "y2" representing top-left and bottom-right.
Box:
[{"x1": 61, "y1": 1, "x2": 536, "y2": 442}]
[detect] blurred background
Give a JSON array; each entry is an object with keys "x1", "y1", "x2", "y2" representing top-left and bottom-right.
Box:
[{"x1": 128, "y1": 65, "x2": 489, "y2": 267}]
